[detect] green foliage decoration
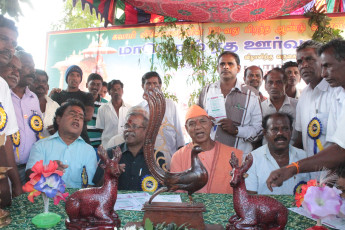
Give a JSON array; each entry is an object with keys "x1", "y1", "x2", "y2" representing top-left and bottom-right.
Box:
[
  {"x1": 0, "y1": 0, "x2": 31, "y2": 20},
  {"x1": 305, "y1": 6, "x2": 343, "y2": 43},
  {"x1": 50, "y1": 0, "x2": 102, "y2": 31},
  {"x1": 145, "y1": 22, "x2": 225, "y2": 105}
]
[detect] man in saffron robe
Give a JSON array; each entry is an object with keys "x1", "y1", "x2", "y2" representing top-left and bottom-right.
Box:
[{"x1": 170, "y1": 105, "x2": 243, "y2": 194}]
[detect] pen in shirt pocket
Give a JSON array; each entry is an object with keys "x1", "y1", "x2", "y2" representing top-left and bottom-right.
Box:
[{"x1": 139, "y1": 168, "x2": 142, "y2": 176}]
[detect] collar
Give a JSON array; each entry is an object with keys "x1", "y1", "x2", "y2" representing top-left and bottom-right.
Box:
[
  {"x1": 216, "y1": 79, "x2": 242, "y2": 94},
  {"x1": 119, "y1": 142, "x2": 144, "y2": 155},
  {"x1": 52, "y1": 131, "x2": 84, "y2": 144},
  {"x1": 335, "y1": 87, "x2": 345, "y2": 102},
  {"x1": 314, "y1": 78, "x2": 330, "y2": 92},
  {"x1": 109, "y1": 99, "x2": 127, "y2": 107},
  {"x1": 267, "y1": 95, "x2": 291, "y2": 107},
  {"x1": 45, "y1": 95, "x2": 53, "y2": 102},
  {"x1": 264, "y1": 144, "x2": 297, "y2": 160},
  {"x1": 95, "y1": 94, "x2": 101, "y2": 102},
  {"x1": 11, "y1": 86, "x2": 35, "y2": 98}
]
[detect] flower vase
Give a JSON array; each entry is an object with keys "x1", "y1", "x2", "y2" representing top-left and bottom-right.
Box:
[
  {"x1": 306, "y1": 219, "x2": 329, "y2": 230},
  {"x1": 31, "y1": 194, "x2": 61, "y2": 228}
]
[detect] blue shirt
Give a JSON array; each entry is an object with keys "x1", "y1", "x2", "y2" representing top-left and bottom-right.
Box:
[{"x1": 26, "y1": 132, "x2": 97, "y2": 188}]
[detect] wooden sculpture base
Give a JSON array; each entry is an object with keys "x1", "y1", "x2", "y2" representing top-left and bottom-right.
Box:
[
  {"x1": 131, "y1": 202, "x2": 223, "y2": 230},
  {"x1": 65, "y1": 217, "x2": 120, "y2": 230},
  {"x1": 0, "y1": 209, "x2": 11, "y2": 227}
]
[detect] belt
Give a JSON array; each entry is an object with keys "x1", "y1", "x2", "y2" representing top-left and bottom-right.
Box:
[{"x1": 16, "y1": 163, "x2": 26, "y2": 168}]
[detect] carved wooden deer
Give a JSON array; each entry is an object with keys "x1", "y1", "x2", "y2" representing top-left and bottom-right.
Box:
[
  {"x1": 65, "y1": 146, "x2": 122, "y2": 229},
  {"x1": 227, "y1": 152, "x2": 288, "y2": 230}
]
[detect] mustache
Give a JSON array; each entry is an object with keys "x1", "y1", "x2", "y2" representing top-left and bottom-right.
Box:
[
  {"x1": 35, "y1": 86, "x2": 45, "y2": 91},
  {"x1": 0, "y1": 50, "x2": 12, "y2": 59},
  {"x1": 124, "y1": 131, "x2": 135, "y2": 138},
  {"x1": 274, "y1": 136, "x2": 287, "y2": 142}
]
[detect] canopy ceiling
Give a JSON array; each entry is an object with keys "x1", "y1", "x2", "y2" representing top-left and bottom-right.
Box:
[{"x1": 73, "y1": 0, "x2": 344, "y2": 26}]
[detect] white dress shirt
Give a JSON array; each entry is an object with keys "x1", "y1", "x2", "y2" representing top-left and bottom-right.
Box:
[
  {"x1": 0, "y1": 77, "x2": 18, "y2": 137},
  {"x1": 96, "y1": 101, "x2": 131, "y2": 149},
  {"x1": 295, "y1": 79, "x2": 337, "y2": 157},
  {"x1": 326, "y1": 86, "x2": 345, "y2": 148},
  {"x1": 245, "y1": 144, "x2": 311, "y2": 195},
  {"x1": 41, "y1": 95, "x2": 60, "y2": 138},
  {"x1": 138, "y1": 98, "x2": 185, "y2": 169}
]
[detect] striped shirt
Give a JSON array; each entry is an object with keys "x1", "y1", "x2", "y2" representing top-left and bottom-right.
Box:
[{"x1": 87, "y1": 95, "x2": 108, "y2": 148}]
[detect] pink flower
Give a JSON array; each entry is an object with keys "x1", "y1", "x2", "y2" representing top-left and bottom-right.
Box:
[
  {"x1": 302, "y1": 186, "x2": 342, "y2": 219},
  {"x1": 53, "y1": 192, "x2": 69, "y2": 205}
]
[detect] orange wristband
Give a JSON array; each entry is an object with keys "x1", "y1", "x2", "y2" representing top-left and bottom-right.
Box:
[{"x1": 286, "y1": 162, "x2": 299, "y2": 174}]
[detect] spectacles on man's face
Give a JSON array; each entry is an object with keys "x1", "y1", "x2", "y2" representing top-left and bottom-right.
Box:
[{"x1": 122, "y1": 123, "x2": 146, "y2": 131}]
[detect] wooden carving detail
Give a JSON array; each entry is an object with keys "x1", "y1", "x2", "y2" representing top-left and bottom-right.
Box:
[
  {"x1": 227, "y1": 153, "x2": 288, "y2": 230},
  {"x1": 143, "y1": 89, "x2": 208, "y2": 204},
  {"x1": 65, "y1": 146, "x2": 122, "y2": 229}
]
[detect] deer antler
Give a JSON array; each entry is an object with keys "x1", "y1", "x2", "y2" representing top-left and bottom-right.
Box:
[
  {"x1": 230, "y1": 152, "x2": 239, "y2": 169},
  {"x1": 112, "y1": 146, "x2": 122, "y2": 163},
  {"x1": 241, "y1": 153, "x2": 253, "y2": 173}
]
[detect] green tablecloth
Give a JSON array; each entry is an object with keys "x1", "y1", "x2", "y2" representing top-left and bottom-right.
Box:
[{"x1": 3, "y1": 189, "x2": 325, "y2": 229}]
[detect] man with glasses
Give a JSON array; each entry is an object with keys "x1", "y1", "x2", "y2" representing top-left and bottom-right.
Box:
[
  {"x1": 96, "y1": 79, "x2": 131, "y2": 149},
  {"x1": 138, "y1": 71, "x2": 185, "y2": 170},
  {"x1": 25, "y1": 99, "x2": 97, "y2": 188},
  {"x1": 93, "y1": 106, "x2": 165, "y2": 191}
]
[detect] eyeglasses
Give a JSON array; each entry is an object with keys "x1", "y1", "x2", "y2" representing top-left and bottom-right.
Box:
[{"x1": 122, "y1": 124, "x2": 146, "y2": 131}]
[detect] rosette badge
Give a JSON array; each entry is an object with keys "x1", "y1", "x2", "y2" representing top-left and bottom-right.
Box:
[
  {"x1": 307, "y1": 117, "x2": 323, "y2": 154},
  {"x1": 0, "y1": 103, "x2": 8, "y2": 132},
  {"x1": 28, "y1": 112, "x2": 43, "y2": 140}
]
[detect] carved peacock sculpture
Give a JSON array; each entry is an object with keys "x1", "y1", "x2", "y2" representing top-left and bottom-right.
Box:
[{"x1": 143, "y1": 88, "x2": 208, "y2": 204}]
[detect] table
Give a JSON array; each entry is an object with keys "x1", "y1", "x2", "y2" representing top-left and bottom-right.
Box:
[{"x1": 2, "y1": 189, "x2": 329, "y2": 229}]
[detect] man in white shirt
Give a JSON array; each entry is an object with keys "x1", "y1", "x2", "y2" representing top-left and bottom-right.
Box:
[
  {"x1": 282, "y1": 61, "x2": 302, "y2": 99},
  {"x1": 138, "y1": 71, "x2": 185, "y2": 170},
  {"x1": 266, "y1": 39, "x2": 345, "y2": 191},
  {"x1": 198, "y1": 51, "x2": 262, "y2": 157},
  {"x1": 261, "y1": 68, "x2": 298, "y2": 145},
  {"x1": 96, "y1": 80, "x2": 131, "y2": 149},
  {"x1": 294, "y1": 40, "x2": 336, "y2": 159},
  {"x1": 29, "y1": 69, "x2": 59, "y2": 138},
  {"x1": 246, "y1": 113, "x2": 310, "y2": 195},
  {"x1": 0, "y1": 15, "x2": 22, "y2": 201},
  {"x1": 243, "y1": 65, "x2": 266, "y2": 102}
]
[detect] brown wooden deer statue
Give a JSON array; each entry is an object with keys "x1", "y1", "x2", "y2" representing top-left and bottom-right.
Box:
[
  {"x1": 227, "y1": 152, "x2": 288, "y2": 230},
  {"x1": 65, "y1": 146, "x2": 123, "y2": 229}
]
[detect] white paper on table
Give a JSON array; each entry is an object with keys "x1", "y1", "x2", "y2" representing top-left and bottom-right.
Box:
[
  {"x1": 289, "y1": 207, "x2": 345, "y2": 230},
  {"x1": 151, "y1": 194, "x2": 182, "y2": 203},
  {"x1": 115, "y1": 193, "x2": 143, "y2": 211},
  {"x1": 114, "y1": 193, "x2": 182, "y2": 211},
  {"x1": 206, "y1": 94, "x2": 227, "y2": 123}
]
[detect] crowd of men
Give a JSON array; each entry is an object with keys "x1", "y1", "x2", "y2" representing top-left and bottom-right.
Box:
[{"x1": 1, "y1": 14, "x2": 345, "y2": 208}]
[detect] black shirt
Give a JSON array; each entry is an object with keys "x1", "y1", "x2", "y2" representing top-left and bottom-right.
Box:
[
  {"x1": 92, "y1": 143, "x2": 166, "y2": 191},
  {"x1": 51, "y1": 90, "x2": 94, "y2": 144}
]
